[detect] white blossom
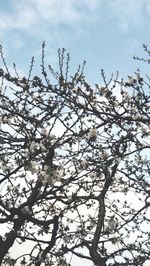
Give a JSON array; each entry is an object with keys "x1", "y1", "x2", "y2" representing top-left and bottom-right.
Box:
[
  {"x1": 41, "y1": 128, "x2": 49, "y2": 137},
  {"x1": 30, "y1": 141, "x2": 39, "y2": 151},
  {"x1": 113, "y1": 100, "x2": 119, "y2": 107},
  {"x1": 2, "y1": 100, "x2": 10, "y2": 107},
  {"x1": 80, "y1": 160, "x2": 88, "y2": 167},
  {"x1": 88, "y1": 128, "x2": 97, "y2": 141},
  {"x1": 2, "y1": 117, "x2": 10, "y2": 124},
  {"x1": 129, "y1": 76, "x2": 137, "y2": 84},
  {"x1": 43, "y1": 165, "x2": 49, "y2": 171},
  {"x1": 122, "y1": 91, "x2": 131, "y2": 101},
  {"x1": 130, "y1": 106, "x2": 137, "y2": 113},
  {"x1": 6, "y1": 117, "x2": 12, "y2": 124},
  {"x1": 99, "y1": 150, "x2": 109, "y2": 160},
  {"x1": 39, "y1": 169, "x2": 46, "y2": 178},
  {"x1": 49, "y1": 134, "x2": 56, "y2": 139},
  {"x1": 49, "y1": 134, "x2": 57, "y2": 144},
  {"x1": 0, "y1": 162, "x2": 7, "y2": 171},
  {"x1": 111, "y1": 234, "x2": 122, "y2": 245},
  {"x1": 114, "y1": 157, "x2": 121, "y2": 164},
  {"x1": 104, "y1": 218, "x2": 118, "y2": 233},
  {"x1": 33, "y1": 94, "x2": 42, "y2": 101},
  {"x1": 135, "y1": 114, "x2": 145, "y2": 120},
  {"x1": 64, "y1": 143, "x2": 69, "y2": 150},
  {"x1": 57, "y1": 139, "x2": 63, "y2": 144},
  {"x1": 24, "y1": 149, "x2": 30, "y2": 158},
  {"x1": 30, "y1": 161, "x2": 36, "y2": 173},
  {"x1": 121, "y1": 186, "x2": 129, "y2": 195},
  {"x1": 72, "y1": 87, "x2": 78, "y2": 93},
  {"x1": 22, "y1": 206, "x2": 32, "y2": 215},
  {"x1": 39, "y1": 142, "x2": 47, "y2": 151},
  {"x1": 68, "y1": 195, "x2": 72, "y2": 201},
  {"x1": 42, "y1": 165, "x2": 62, "y2": 185},
  {"x1": 141, "y1": 126, "x2": 149, "y2": 134},
  {"x1": 23, "y1": 91, "x2": 29, "y2": 96}
]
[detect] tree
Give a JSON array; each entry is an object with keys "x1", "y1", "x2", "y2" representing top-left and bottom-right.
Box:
[{"x1": 0, "y1": 42, "x2": 150, "y2": 266}]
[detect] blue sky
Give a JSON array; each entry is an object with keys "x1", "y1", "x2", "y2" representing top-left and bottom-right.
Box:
[
  {"x1": 0, "y1": 0, "x2": 150, "y2": 83},
  {"x1": 1, "y1": 1, "x2": 150, "y2": 266}
]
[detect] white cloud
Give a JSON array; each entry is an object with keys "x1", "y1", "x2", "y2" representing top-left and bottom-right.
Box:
[
  {"x1": 30, "y1": 0, "x2": 101, "y2": 24},
  {"x1": 0, "y1": 0, "x2": 101, "y2": 34},
  {"x1": 0, "y1": 0, "x2": 103, "y2": 66},
  {"x1": 0, "y1": 0, "x2": 149, "y2": 56},
  {"x1": 0, "y1": 0, "x2": 103, "y2": 58},
  {"x1": 106, "y1": 0, "x2": 149, "y2": 32},
  {"x1": 0, "y1": 0, "x2": 149, "y2": 39},
  {"x1": 0, "y1": 12, "x2": 13, "y2": 35}
]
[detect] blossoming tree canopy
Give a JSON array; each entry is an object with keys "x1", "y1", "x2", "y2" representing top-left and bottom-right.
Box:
[{"x1": 0, "y1": 43, "x2": 150, "y2": 266}]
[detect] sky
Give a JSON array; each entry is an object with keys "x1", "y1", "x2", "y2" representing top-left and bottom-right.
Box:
[
  {"x1": 0, "y1": 0, "x2": 150, "y2": 84},
  {"x1": 1, "y1": 1, "x2": 150, "y2": 265}
]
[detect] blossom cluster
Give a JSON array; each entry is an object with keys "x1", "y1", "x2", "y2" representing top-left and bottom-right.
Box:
[{"x1": 88, "y1": 128, "x2": 97, "y2": 141}]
